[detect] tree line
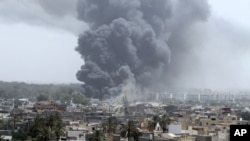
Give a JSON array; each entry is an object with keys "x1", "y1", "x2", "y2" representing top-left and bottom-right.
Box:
[{"x1": 0, "y1": 81, "x2": 89, "y2": 104}]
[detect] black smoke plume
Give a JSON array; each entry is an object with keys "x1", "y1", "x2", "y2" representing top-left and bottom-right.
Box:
[{"x1": 76, "y1": 0, "x2": 210, "y2": 99}]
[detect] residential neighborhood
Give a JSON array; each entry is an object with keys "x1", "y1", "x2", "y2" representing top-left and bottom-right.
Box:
[
  {"x1": 0, "y1": 0, "x2": 249, "y2": 141},
  {"x1": 0, "y1": 90, "x2": 250, "y2": 141}
]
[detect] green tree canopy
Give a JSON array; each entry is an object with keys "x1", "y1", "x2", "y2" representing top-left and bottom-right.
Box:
[
  {"x1": 60, "y1": 92, "x2": 89, "y2": 105},
  {"x1": 120, "y1": 120, "x2": 141, "y2": 141},
  {"x1": 36, "y1": 94, "x2": 48, "y2": 102}
]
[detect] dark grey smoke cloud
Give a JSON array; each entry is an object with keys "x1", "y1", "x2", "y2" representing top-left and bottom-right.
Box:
[{"x1": 76, "y1": 0, "x2": 210, "y2": 99}]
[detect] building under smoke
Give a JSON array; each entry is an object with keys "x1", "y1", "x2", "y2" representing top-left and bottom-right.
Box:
[{"x1": 75, "y1": 0, "x2": 210, "y2": 99}]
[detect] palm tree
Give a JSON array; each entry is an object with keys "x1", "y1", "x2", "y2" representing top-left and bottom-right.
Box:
[
  {"x1": 29, "y1": 112, "x2": 65, "y2": 140},
  {"x1": 46, "y1": 115, "x2": 55, "y2": 128},
  {"x1": 53, "y1": 120, "x2": 65, "y2": 140},
  {"x1": 12, "y1": 129, "x2": 28, "y2": 141},
  {"x1": 46, "y1": 112, "x2": 64, "y2": 139},
  {"x1": 47, "y1": 113, "x2": 64, "y2": 138},
  {"x1": 120, "y1": 120, "x2": 141, "y2": 141},
  {"x1": 30, "y1": 115, "x2": 44, "y2": 138},
  {"x1": 91, "y1": 130, "x2": 104, "y2": 141},
  {"x1": 147, "y1": 115, "x2": 159, "y2": 132},
  {"x1": 36, "y1": 126, "x2": 56, "y2": 141},
  {"x1": 147, "y1": 119, "x2": 154, "y2": 132},
  {"x1": 103, "y1": 116, "x2": 117, "y2": 136},
  {"x1": 10, "y1": 107, "x2": 23, "y2": 131},
  {"x1": 131, "y1": 129, "x2": 141, "y2": 141},
  {"x1": 159, "y1": 114, "x2": 170, "y2": 132}
]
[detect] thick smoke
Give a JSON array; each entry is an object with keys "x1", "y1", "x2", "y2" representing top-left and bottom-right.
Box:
[{"x1": 76, "y1": 0, "x2": 210, "y2": 99}]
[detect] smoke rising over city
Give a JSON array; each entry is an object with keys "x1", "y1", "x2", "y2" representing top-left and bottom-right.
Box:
[
  {"x1": 75, "y1": 0, "x2": 210, "y2": 99},
  {"x1": 1, "y1": 0, "x2": 250, "y2": 96}
]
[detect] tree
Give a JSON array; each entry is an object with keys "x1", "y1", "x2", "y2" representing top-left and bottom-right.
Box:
[
  {"x1": 120, "y1": 120, "x2": 141, "y2": 141},
  {"x1": 91, "y1": 130, "x2": 104, "y2": 141},
  {"x1": 60, "y1": 92, "x2": 89, "y2": 105},
  {"x1": 147, "y1": 120, "x2": 155, "y2": 132},
  {"x1": 14, "y1": 99, "x2": 22, "y2": 108},
  {"x1": 159, "y1": 114, "x2": 170, "y2": 132},
  {"x1": 36, "y1": 94, "x2": 48, "y2": 102},
  {"x1": 49, "y1": 112, "x2": 65, "y2": 139},
  {"x1": 60, "y1": 93, "x2": 71, "y2": 104},
  {"x1": 103, "y1": 116, "x2": 117, "y2": 136},
  {"x1": 36, "y1": 126, "x2": 55, "y2": 141},
  {"x1": 147, "y1": 115, "x2": 159, "y2": 132},
  {"x1": 12, "y1": 129, "x2": 28, "y2": 141},
  {"x1": 10, "y1": 107, "x2": 23, "y2": 131},
  {"x1": 241, "y1": 112, "x2": 250, "y2": 121},
  {"x1": 29, "y1": 115, "x2": 44, "y2": 138},
  {"x1": 29, "y1": 112, "x2": 64, "y2": 140},
  {"x1": 72, "y1": 92, "x2": 89, "y2": 105}
]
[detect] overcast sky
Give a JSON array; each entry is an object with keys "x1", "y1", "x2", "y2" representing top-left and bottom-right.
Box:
[{"x1": 0, "y1": 0, "x2": 250, "y2": 87}]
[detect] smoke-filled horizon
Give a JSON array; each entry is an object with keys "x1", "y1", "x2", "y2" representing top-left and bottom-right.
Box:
[
  {"x1": 1, "y1": 0, "x2": 250, "y2": 93},
  {"x1": 75, "y1": 0, "x2": 210, "y2": 99}
]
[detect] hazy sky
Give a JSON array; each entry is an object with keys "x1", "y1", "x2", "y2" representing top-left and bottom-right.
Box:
[
  {"x1": 208, "y1": 0, "x2": 250, "y2": 29},
  {"x1": 0, "y1": 0, "x2": 86, "y2": 83},
  {"x1": 0, "y1": 0, "x2": 250, "y2": 87}
]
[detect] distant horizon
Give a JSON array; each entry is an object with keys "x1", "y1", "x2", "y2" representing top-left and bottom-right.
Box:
[
  {"x1": 0, "y1": 80, "x2": 82, "y2": 85},
  {"x1": 1, "y1": 80, "x2": 250, "y2": 93}
]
